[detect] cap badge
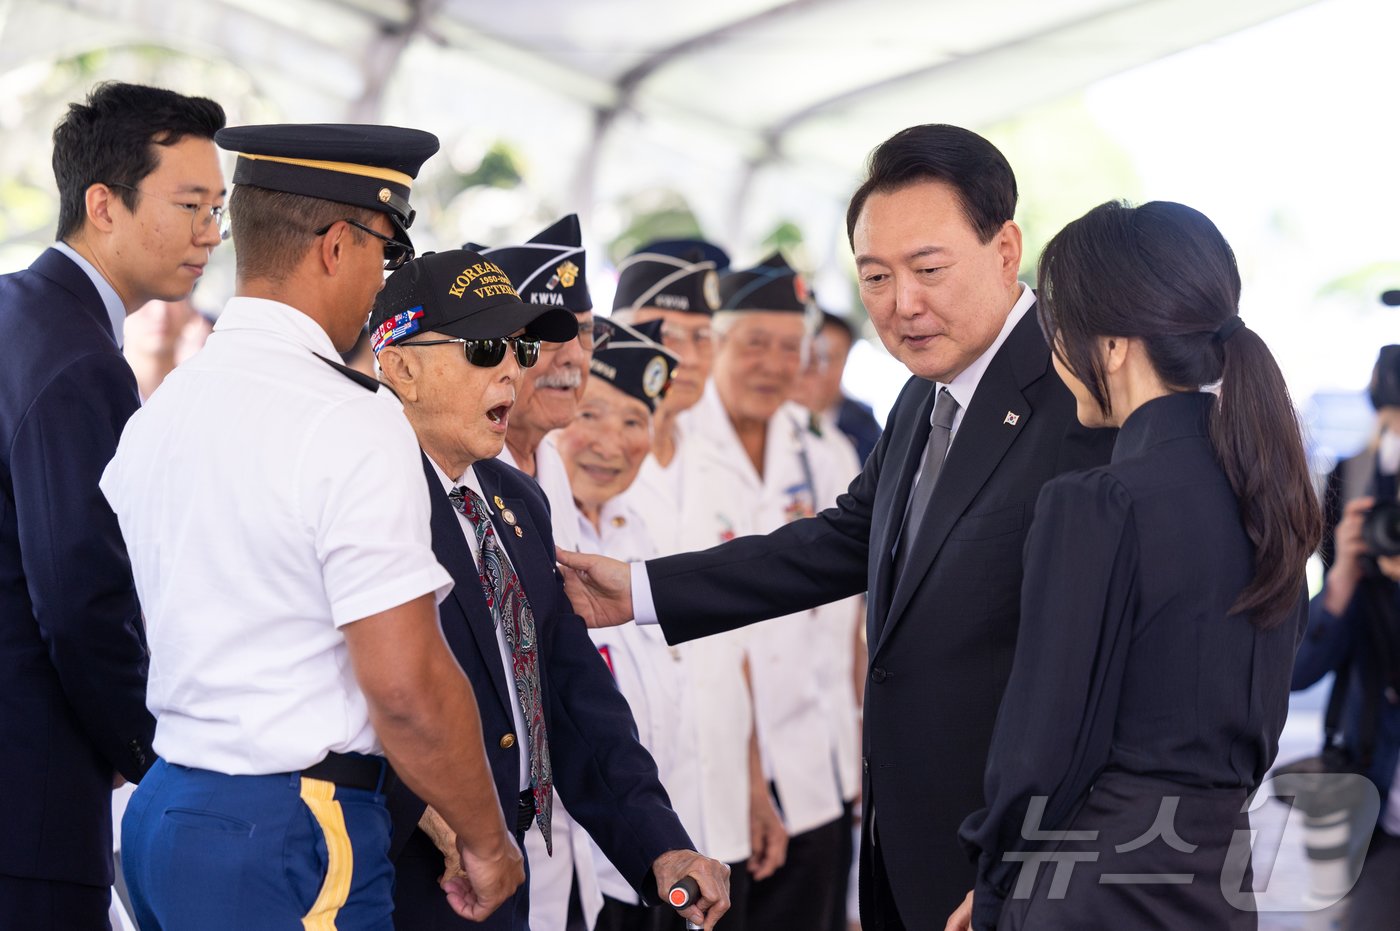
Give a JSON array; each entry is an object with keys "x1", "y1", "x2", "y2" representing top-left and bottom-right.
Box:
[
  {"x1": 703, "y1": 269, "x2": 721, "y2": 311},
  {"x1": 643, "y1": 355, "x2": 669, "y2": 399},
  {"x1": 377, "y1": 187, "x2": 392, "y2": 204},
  {"x1": 549, "y1": 260, "x2": 580, "y2": 290},
  {"x1": 793, "y1": 273, "x2": 810, "y2": 304},
  {"x1": 369, "y1": 306, "x2": 423, "y2": 353}
]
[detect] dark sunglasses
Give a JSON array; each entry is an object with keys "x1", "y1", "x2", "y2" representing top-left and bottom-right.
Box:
[
  {"x1": 313, "y1": 218, "x2": 413, "y2": 270},
  {"x1": 399, "y1": 335, "x2": 541, "y2": 368}
]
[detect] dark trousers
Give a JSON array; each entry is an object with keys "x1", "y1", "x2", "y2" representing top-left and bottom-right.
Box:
[
  {"x1": 859, "y1": 812, "x2": 907, "y2": 931},
  {"x1": 123, "y1": 758, "x2": 394, "y2": 931},
  {"x1": 393, "y1": 826, "x2": 532, "y2": 929},
  {"x1": 0, "y1": 874, "x2": 110, "y2": 931},
  {"x1": 748, "y1": 815, "x2": 845, "y2": 929},
  {"x1": 827, "y1": 799, "x2": 856, "y2": 931},
  {"x1": 595, "y1": 895, "x2": 680, "y2": 931},
  {"x1": 1345, "y1": 827, "x2": 1400, "y2": 931}
]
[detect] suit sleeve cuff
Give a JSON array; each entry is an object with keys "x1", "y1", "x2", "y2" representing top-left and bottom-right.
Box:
[{"x1": 631, "y1": 561, "x2": 659, "y2": 625}]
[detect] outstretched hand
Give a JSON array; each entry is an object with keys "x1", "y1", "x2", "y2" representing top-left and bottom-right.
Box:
[{"x1": 556, "y1": 547, "x2": 636, "y2": 628}]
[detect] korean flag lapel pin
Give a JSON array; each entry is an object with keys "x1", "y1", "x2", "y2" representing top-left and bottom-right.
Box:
[{"x1": 1003, "y1": 410, "x2": 1021, "y2": 427}]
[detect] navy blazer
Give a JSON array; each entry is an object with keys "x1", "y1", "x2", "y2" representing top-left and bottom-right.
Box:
[
  {"x1": 0, "y1": 248, "x2": 154, "y2": 887},
  {"x1": 388, "y1": 455, "x2": 691, "y2": 927},
  {"x1": 646, "y1": 306, "x2": 1115, "y2": 924}
]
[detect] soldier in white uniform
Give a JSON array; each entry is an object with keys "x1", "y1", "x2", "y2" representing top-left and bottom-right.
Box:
[
  {"x1": 550, "y1": 318, "x2": 700, "y2": 931},
  {"x1": 101, "y1": 124, "x2": 524, "y2": 930},
  {"x1": 469, "y1": 215, "x2": 601, "y2": 930}
]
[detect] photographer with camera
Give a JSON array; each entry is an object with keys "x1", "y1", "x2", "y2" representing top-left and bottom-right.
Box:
[{"x1": 1292, "y1": 344, "x2": 1400, "y2": 930}]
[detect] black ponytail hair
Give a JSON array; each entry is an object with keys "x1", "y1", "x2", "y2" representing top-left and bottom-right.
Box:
[{"x1": 1037, "y1": 200, "x2": 1321, "y2": 628}]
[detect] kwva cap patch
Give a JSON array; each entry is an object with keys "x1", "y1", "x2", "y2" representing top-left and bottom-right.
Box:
[
  {"x1": 588, "y1": 318, "x2": 679, "y2": 413},
  {"x1": 466, "y1": 214, "x2": 592, "y2": 315},
  {"x1": 613, "y1": 245, "x2": 722, "y2": 316},
  {"x1": 368, "y1": 248, "x2": 577, "y2": 354},
  {"x1": 216, "y1": 122, "x2": 438, "y2": 255}
]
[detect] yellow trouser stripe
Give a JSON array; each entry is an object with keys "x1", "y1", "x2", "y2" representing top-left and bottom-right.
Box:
[{"x1": 300, "y1": 776, "x2": 354, "y2": 931}]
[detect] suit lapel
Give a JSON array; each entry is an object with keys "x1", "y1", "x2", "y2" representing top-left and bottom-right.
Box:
[
  {"x1": 422, "y1": 455, "x2": 511, "y2": 715},
  {"x1": 32, "y1": 248, "x2": 118, "y2": 343},
  {"x1": 876, "y1": 312, "x2": 1043, "y2": 653}
]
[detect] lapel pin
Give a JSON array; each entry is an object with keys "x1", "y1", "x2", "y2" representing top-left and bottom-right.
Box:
[
  {"x1": 514, "y1": 526, "x2": 524, "y2": 538},
  {"x1": 1003, "y1": 411, "x2": 1020, "y2": 426},
  {"x1": 611, "y1": 515, "x2": 627, "y2": 528},
  {"x1": 493, "y1": 495, "x2": 506, "y2": 509},
  {"x1": 500, "y1": 508, "x2": 517, "y2": 526}
]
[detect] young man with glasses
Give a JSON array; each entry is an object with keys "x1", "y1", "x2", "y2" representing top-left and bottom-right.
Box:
[
  {"x1": 370, "y1": 250, "x2": 730, "y2": 931},
  {"x1": 102, "y1": 124, "x2": 527, "y2": 930},
  {"x1": 0, "y1": 81, "x2": 225, "y2": 930}
]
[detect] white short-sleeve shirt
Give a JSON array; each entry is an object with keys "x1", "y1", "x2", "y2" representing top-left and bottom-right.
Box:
[{"x1": 100, "y1": 297, "x2": 453, "y2": 775}]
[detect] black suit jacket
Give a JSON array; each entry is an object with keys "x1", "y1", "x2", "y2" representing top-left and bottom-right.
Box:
[
  {"x1": 389, "y1": 456, "x2": 691, "y2": 928},
  {"x1": 647, "y1": 307, "x2": 1114, "y2": 926},
  {"x1": 0, "y1": 248, "x2": 154, "y2": 887}
]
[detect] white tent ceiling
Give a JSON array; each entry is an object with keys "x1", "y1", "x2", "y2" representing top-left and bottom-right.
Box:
[{"x1": 0, "y1": 0, "x2": 1319, "y2": 269}]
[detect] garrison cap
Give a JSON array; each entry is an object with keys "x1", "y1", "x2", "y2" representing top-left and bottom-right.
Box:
[
  {"x1": 613, "y1": 246, "x2": 721, "y2": 316},
  {"x1": 589, "y1": 318, "x2": 678, "y2": 413},
  {"x1": 719, "y1": 251, "x2": 813, "y2": 314},
  {"x1": 635, "y1": 238, "x2": 731, "y2": 273},
  {"x1": 215, "y1": 123, "x2": 438, "y2": 253},
  {"x1": 466, "y1": 214, "x2": 592, "y2": 315},
  {"x1": 368, "y1": 248, "x2": 578, "y2": 355}
]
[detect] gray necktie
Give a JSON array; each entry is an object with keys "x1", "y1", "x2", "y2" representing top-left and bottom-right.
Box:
[{"x1": 894, "y1": 387, "x2": 959, "y2": 574}]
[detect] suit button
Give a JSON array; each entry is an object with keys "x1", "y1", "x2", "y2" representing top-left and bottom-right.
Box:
[
  {"x1": 871, "y1": 666, "x2": 888, "y2": 683},
  {"x1": 499, "y1": 734, "x2": 516, "y2": 749},
  {"x1": 862, "y1": 757, "x2": 869, "y2": 774}
]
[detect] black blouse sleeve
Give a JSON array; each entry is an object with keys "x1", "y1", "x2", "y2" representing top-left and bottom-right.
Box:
[{"x1": 958, "y1": 469, "x2": 1139, "y2": 930}]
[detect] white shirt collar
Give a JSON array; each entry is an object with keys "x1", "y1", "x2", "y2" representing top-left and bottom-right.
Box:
[
  {"x1": 936, "y1": 282, "x2": 1035, "y2": 425},
  {"x1": 212, "y1": 296, "x2": 340, "y2": 358},
  {"x1": 52, "y1": 241, "x2": 127, "y2": 348},
  {"x1": 426, "y1": 457, "x2": 495, "y2": 514}
]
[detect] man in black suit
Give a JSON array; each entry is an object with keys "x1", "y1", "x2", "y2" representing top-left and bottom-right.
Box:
[
  {"x1": 0, "y1": 82, "x2": 225, "y2": 930},
  {"x1": 368, "y1": 249, "x2": 731, "y2": 930},
  {"x1": 559, "y1": 124, "x2": 1115, "y2": 930}
]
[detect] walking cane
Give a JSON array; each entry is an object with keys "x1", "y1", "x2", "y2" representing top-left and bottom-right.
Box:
[{"x1": 668, "y1": 875, "x2": 703, "y2": 930}]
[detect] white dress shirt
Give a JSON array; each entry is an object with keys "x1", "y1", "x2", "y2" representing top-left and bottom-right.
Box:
[
  {"x1": 426, "y1": 459, "x2": 532, "y2": 791},
  {"x1": 100, "y1": 297, "x2": 452, "y2": 775}
]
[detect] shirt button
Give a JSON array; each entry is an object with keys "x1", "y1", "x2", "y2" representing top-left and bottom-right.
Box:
[
  {"x1": 871, "y1": 667, "x2": 889, "y2": 683},
  {"x1": 499, "y1": 734, "x2": 516, "y2": 749}
]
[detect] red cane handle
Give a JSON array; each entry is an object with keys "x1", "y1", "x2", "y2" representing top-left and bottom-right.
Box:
[{"x1": 668, "y1": 875, "x2": 702, "y2": 929}]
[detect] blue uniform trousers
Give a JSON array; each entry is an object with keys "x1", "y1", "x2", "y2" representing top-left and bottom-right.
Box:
[{"x1": 122, "y1": 757, "x2": 394, "y2": 930}]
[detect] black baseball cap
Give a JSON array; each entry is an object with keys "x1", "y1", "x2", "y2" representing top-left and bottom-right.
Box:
[{"x1": 368, "y1": 249, "x2": 578, "y2": 354}]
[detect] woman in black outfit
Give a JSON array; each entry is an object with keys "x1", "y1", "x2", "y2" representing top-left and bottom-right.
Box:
[{"x1": 950, "y1": 200, "x2": 1322, "y2": 930}]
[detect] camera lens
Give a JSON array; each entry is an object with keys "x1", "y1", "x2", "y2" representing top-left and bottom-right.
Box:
[{"x1": 1362, "y1": 501, "x2": 1400, "y2": 557}]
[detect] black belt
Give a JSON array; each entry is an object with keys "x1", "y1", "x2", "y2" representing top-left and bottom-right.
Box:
[
  {"x1": 516, "y1": 789, "x2": 536, "y2": 833},
  {"x1": 302, "y1": 752, "x2": 389, "y2": 792}
]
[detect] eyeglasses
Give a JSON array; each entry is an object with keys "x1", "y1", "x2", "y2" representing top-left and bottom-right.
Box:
[
  {"x1": 542, "y1": 318, "x2": 595, "y2": 353},
  {"x1": 107, "y1": 182, "x2": 229, "y2": 241},
  {"x1": 313, "y1": 218, "x2": 413, "y2": 270},
  {"x1": 660, "y1": 323, "x2": 714, "y2": 351},
  {"x1": 399, "y1": 335, "x2": 542, "y2": 369}
]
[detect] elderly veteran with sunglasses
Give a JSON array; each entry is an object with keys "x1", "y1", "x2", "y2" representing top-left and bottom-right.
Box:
[
  {"x1": 102, "y1": 125, "x2": 525, "y2": 930},
  {"x1": 470, "y1": 214, "x2": 606, "y2": 929},
  {"x1": 372, "y1": 250, "x2": 731, "y2": 931}
]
